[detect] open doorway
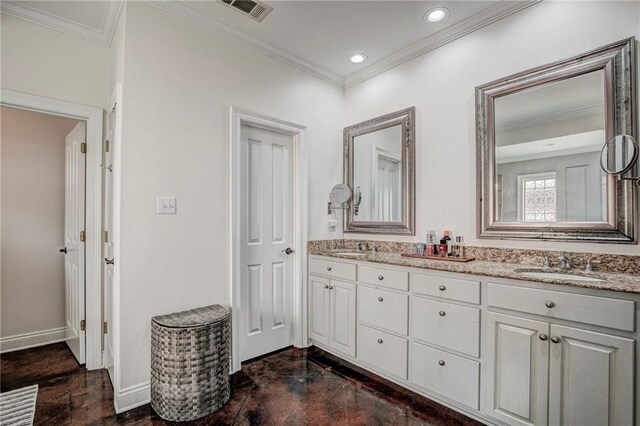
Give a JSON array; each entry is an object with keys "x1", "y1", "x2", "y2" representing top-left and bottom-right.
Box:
[{"x1": 0, "y1": 106, "x2": 86, "y2": 364}]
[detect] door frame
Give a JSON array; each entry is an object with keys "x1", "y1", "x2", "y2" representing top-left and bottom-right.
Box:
[
  {"x1": 230, "y1": 106, "x2": 308, "y2": 373},
  {"x1": 1, "y1": 89, "x2": 104, "y2": 370}
]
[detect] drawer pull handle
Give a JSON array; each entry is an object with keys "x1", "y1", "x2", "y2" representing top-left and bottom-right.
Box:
[
  {"x1": 378, "y1": 275, "x2": 384, "y2": 280},
  {"x1": 324, "y1": 285, "x2": 329, "y2": 289},
  {"x1": 539, "y1": 334, "x2": 548, "y2": 341},
  {"x1": 438, "y1": 311, "x2": 446, "y2": 317},
  {"x1": 327, "y1": 267, "x2": 332, "y2": 271},
  {"x1": 378, "y1": 297, "x2": 384, "y2": 302},
  {"x1": 438, "y1": 360, "x2": 445, "y2": 366},
  {"x1": 545, "y1": 300, "x2": 555, "y2": 308},
  {"x1": 438, "y1": 285, "x2": 446, "y2": 291},
  {"x1": 551, "y1": 336, "x2": 560, "y2": 344},
  {"x1": 377, "y1": 338, "x2": 383, "y2": 344}
]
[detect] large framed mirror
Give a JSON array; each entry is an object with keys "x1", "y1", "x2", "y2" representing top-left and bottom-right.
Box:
[
  {"x1": 477, "y1": 38, "x2": 636, "y2": 243},
  {"x1": 344, "y1": 107, "x2": 415, "y2": 234}
]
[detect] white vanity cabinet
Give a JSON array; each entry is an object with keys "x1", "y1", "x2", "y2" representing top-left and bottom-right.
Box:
[
  {"x1": 307, "y1": 254, "x2": 638, "y2": 426},
  {"x1": 308, "y1": 262, "x2": 356, "y2": 357}
]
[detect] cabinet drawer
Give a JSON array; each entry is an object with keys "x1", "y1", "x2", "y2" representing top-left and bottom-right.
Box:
[
  {"x1": 357, "y1": 324, "x2": 408, "y2": 379},
  {"x1": 359, "y1": 286, "x2": 409, "y2": 336},
  {"x1": 412, "y1": 273, "x2": 480, "y2": 304},
  {"x1": 359, "y1": 265, "x2": 409, "y2": 291},
  {"x1": 309, "y1": 257, "x2": 356, "y2": 281},
  {"x1": 410, "y1": 342, "x2": 479, "y2": 410},
  {"x1": 488, "y1": 283, "x2": 635, "y2": 332},
  {"x1": 412, "y1": 297, "x2": 480, "y2": 357}
]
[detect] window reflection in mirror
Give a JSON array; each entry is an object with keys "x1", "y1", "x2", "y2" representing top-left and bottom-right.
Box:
[
  {"x1": 352, "y1": 125, "x2": 403, "y2": 222},
  {"x1": 494, "y1": 70, "x2": 608, "y2": 223}
]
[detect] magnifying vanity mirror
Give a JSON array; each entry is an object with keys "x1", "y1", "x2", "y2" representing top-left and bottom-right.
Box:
[
  {"x1": 343, "y1": 107, "x2": 415, "y2": 234},
  {"x1": 477, "y1": 38, "x2": 637, "y2": 243},
  {"x1": 328, "y1": 183, "x2": 352, "y2": 213},
  {"x1": 600, "y1": 135, "x2": 640, "y2": 183}
]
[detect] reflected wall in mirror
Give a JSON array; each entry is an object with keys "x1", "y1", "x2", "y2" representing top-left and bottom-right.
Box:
[
  {"x1": 477, "y1": 38, "x2": 636, "y2": 243},
  {"x1": 344, "y1": 107, "x2": 415, "y2": 234}
]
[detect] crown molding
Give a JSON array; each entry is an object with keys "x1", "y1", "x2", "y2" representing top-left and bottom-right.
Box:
[
  {"x1": 498, "y1": 104, "x2": 605, "y2": 132},
  {"x1": 148, "y1": 1, "x2": 345, "y2": 88},
  {"x1": 344, "y1": 0, "x2": 542, "y2": 88},
  {"x1": 0, "y1": 0, "x2": 123, "y2": 47}
]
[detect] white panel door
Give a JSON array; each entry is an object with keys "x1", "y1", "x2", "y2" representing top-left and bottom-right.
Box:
[
  {"x1": 308, "y1": 275, "x2": 329, "y2": 345},
  {"x1": 486, "y1": 312, "x2": 549, "y2": 426},
  {"x1": 329, "y1": 280, "x2": 356, "y2": 356},
  {"x1": 103, "y1": 106, "x2": 116, "y2": 378},
  {"x1": 64, "y1": 121, "x2": 86, "y2": 364},
  {"x1": 240, "y1": 125, "x2": 294, "y2": 361},
  {"x1": 548, "y1": 324, "x2": 634, "y2": 426}
]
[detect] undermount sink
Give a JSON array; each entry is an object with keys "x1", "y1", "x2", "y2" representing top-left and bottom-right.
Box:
[
  {"x1": 515, "y1": 269, "x2": 605, "y2": 282},
  {"x1": 333, "y1": 251, "x2": 368, "y2": 257}
]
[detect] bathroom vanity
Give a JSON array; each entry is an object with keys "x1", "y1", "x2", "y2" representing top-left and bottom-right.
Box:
[{"x1": 307, "y1": 251, "x2": 640, "y2": 426}]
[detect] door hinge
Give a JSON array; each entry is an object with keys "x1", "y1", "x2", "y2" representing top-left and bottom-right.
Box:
[
  {"x1": 80, "y1": 320, "x2": 86, "y2": 331},
  {"x1": 80, "y1": 230, "x2": 86, "y2": 242},
  {"x1": 103, "y1": 322, "x2": 108, "y2": 334},
  {"x1": 81, "y1": 142, "x2": 87, "y2": 154},
  {"x1": 105, "y1": 140, "x2": 110, "y2": 153},
  {"x1": 104, "y1": 230, "x2": 108, "y2": 243}
]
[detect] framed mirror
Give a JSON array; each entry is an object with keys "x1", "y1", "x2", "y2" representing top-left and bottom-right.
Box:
[
  {"x1": 344, "y1": 107, "x2": 415, "y2": 234},
  {"x1": 476, "y1": 38, "x2": 636, "y2": 243}
]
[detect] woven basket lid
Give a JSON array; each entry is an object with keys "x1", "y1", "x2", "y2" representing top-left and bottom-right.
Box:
[{"x1": 152, "y1": 304, "x2": 230, "y2": 328}]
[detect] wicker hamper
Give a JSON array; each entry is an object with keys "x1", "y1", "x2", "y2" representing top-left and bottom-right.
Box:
[{"x1": 150, "y1": 305, "x2": 231, "y2": 422}]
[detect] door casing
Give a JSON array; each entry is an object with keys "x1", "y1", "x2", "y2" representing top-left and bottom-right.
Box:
[
  {"x1": 230, "y1": 107, "x2": 308, "y2": 373},
  {"x1": 1, "y1": 89, "x2": 104, "y2": 370}
]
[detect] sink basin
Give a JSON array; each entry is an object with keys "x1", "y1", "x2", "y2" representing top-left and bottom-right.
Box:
[
  {"x1": 515, "y1": 269, "x2": 604, "y2": 282},
  {"x1": 333, "y1": 251, "x2": 367, "y2": 257}
]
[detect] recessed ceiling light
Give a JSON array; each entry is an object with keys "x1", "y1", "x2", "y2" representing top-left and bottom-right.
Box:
[
  {"x1": 424, "y1": 7, "x2": 449, "y2": 23},
  {"x1": 349, "y1": 53, "x2": 368, "y2": 64}
]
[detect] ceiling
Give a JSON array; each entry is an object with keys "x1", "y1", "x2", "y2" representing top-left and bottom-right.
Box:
[{"x1": 1, "y1": 0, "x2": 540, "y2": 87}]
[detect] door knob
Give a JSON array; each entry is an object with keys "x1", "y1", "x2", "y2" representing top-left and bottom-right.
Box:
[
  {"x1": 105, "y1": 258, "x2": 114, "y2": 265},
  {"x1": 59, "y1": 247, "x2": 67, "y2": 254},
  {"x1": 282, "y1": 248, "x2": 294, "y2": 255}
]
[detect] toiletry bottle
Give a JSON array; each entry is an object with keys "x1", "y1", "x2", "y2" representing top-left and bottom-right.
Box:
[
  {"x1": 451, "y1": 238, "x2": 460, "y2": 257},
  {"x1": 439, "y1": 230, "x2": 451, "y2": 256},
  {"x1": 426, "y1": 231, "x2": 436, "y2": 256},
  {"x1": 456, "y1": 236, "x2": 465, "y2": 258}
]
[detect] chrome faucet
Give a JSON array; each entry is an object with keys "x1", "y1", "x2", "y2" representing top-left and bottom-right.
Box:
[
  {"x1": 557, "y1": 254, "x2": 571, "y2": 270},
  {"x1": 355, "y1": 241, "x2": 368, "y2": 252}
]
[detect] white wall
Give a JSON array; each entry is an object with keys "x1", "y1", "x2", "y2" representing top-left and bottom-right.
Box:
[
  {"x1": 0, "y1": 106, "x2": 79, "y2": 343},
  {"x1": 0, "y1": 13, "x2": 110, "y2": 109},
  {"x1": 344, "y1": 0, "x2": 640, "y2": 255},
  {"x1": 116, "y1": 2, "x2": 344, "y2": 391}
]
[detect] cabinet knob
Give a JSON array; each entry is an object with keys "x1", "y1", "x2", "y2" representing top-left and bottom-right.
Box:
[
  {"x1": 377, "y1": 338, "x2": 383, "y2": 344},
  {"x1": 545, "y1": 300, "x2": 555, "y2": 308},
  {"x1": 438, "y1": 360, "x2": 445, "y2": 366},
  {"x1": 327, "y1": 267, "x2": 332, "y2": 271},
  {"x1": 324, "y1": 285, "x2": 329, "y2": 289},
  {"x1": 438, "y1": 285, "x2": 446, "y2": 291},
  {"x1": 328, "y1": 285, "x2": 333, "y2": 290},
  {"x1": 378, "y1": 275, "x2": 384, "y2": 280},
  {"x1": 551, "y1": 336, "x2": 560, "y2": 344},
  {"x1": 539, "y1": 334, "x2": 548, "y2": 341},
  {"x1": 378, "y1": 297, "x2": 383, "y2": 302},
  {"x1": 438, "y1": 311, "x2": 446, "y2": 317}
]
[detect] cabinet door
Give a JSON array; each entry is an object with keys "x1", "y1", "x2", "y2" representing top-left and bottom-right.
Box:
[
  {"x1": 329, "y1": 280, "x2": 356, "y2": 356},
  {"x1": 548, "y1": 325, "x2": 634, "y2": 426},
  {"x1": 486, "y1": 313, "x2": 549, "y2": 426},
  {"x1": 309, "y1": 275, "x2": 330, "y2": 345}
]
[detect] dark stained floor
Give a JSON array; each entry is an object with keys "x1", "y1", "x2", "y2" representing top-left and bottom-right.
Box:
[{"x1": 1, "y1": 343, "x2": 482, "y2": 425}]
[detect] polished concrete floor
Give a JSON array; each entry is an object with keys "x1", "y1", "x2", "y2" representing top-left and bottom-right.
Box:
[{"x1": 0, "y1": 343, "x2": 481, "y2": 425}]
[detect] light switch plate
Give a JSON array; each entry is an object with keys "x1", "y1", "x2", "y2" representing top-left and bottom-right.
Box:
[{"x1": 157, "y1": 196, "x2": 177, "y2": 214}]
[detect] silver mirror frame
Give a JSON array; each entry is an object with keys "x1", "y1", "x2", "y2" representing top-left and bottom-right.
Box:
[
  {"x1": 476, "y1": 38, "x2": 637, "y2": 244},
  {"x1": 344, "y1": 106, "x2": 416, "y2": 235}
]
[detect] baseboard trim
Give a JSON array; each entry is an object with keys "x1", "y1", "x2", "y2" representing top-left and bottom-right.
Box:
[
  {"x1": 0, "y1": 327, "x2": 67, "y2": 353},
  {"x1": 114, "y1": 381, "x2": 150, "y2": 414}
]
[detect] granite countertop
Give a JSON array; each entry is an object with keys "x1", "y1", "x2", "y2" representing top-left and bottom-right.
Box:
[{"x1": 309, "y1": 250, "x2": 640, "y2": 295}]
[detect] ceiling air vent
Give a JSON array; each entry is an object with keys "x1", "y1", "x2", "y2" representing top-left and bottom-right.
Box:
[{"x1": 220, "y1": 0, "x2": 273, "y2": 22}]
